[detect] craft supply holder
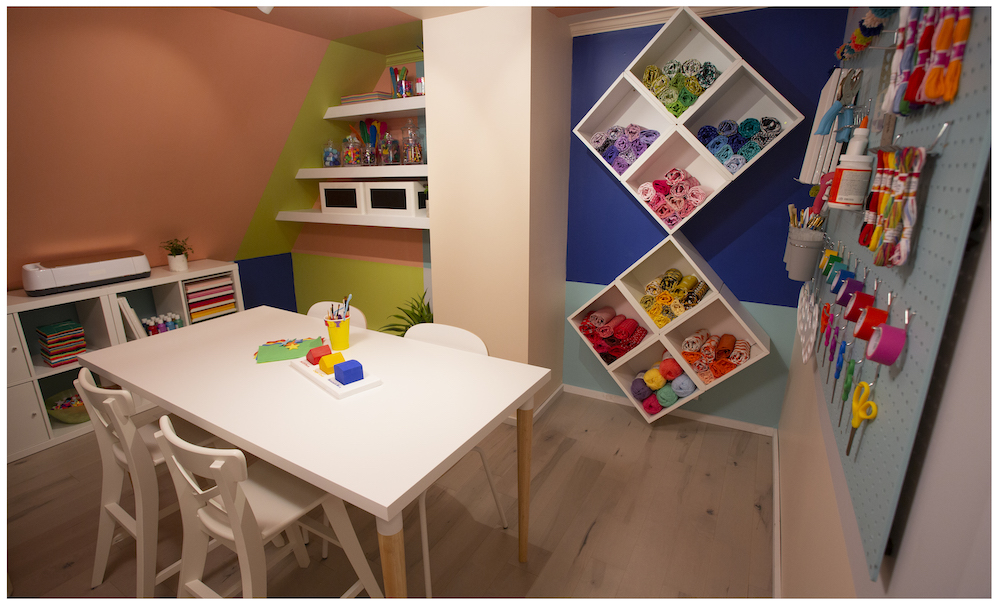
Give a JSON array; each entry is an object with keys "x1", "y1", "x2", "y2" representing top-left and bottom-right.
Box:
[{"x1": 804, "y1": 7, "x2": 991, "y2": 582}]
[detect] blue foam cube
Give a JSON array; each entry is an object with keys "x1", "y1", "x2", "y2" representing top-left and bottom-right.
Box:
[{"x1": 334, "y1": 359, "x2": 363, "y2": 385}]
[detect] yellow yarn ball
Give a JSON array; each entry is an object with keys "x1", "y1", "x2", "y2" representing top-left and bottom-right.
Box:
[{"x1": 643, "y1": 367, "x2": 666, "y2": 391}]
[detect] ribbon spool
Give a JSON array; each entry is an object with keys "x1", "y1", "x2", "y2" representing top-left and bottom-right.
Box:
[
  {"x1": 845, "y1": 291, "x2": 874, "y2": 322},
  {"x1": 832, "y1": 259, "x2": 860, "y2": 293},
  {"x1": 819, "y1": 247, "x2": 838, "y2": 270},
  {"x1": 822, "y1": 255, "x2": 843, "y2": 276},
  {"x1": 854, "y1": 306, "x2": 887, "y2": 340},
  {"x1": 837, "y1": 277, "x2": 864, "y2": 306},
  {"x1": 866, "y1": 308, "x2": 912, "y2": 365},
  {"x1": 826, "y1": 260, "x2": 848, "y2": 284}
]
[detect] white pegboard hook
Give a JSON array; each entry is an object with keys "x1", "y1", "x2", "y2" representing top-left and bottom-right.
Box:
[{"x1": 927, "y1": 122, "x2": 951, "y2": 155}]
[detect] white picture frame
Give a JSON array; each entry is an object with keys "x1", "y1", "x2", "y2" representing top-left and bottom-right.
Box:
[
  {"x1": 363, "y1": 181, "x2": 427, "y2": 217},
  {"x1": 319, "y1": 182, "x2": 366, "y2": 215}
]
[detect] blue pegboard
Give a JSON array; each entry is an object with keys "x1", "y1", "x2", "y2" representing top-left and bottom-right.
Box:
[{"x1": 809, "y1": 7, "x2": 991, "y2": 582}]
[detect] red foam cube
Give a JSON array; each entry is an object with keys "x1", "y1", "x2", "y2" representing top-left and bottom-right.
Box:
[{"x1": 306, "y1": 345, "x2": 332, "y2": 365}]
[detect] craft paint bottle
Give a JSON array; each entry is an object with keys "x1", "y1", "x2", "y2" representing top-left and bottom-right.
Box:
[
  {"x1": 157, "y1": 316, "x2": 168, "y2": 334},
  {"x1": 828, "y1": 124, "x2": 874, "y2": 210}
]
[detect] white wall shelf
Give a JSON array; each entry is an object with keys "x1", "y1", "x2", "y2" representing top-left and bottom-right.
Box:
[
  {"x1": 295, "y1": 165, "x2": 429, "y2": 181},
  {"x1": 324, "y1": 95, "x2": 426, "y2": 121},
  {"x1": 276, "y1": 208, "x2": 430, "y2": 230}
]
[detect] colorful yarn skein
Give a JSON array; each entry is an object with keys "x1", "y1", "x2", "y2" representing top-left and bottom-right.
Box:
[{"x1": 589, "y1": 123, "x2": 660, "y2": 176}]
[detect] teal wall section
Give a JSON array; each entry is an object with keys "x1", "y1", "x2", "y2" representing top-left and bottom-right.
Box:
[{"x1": 564, "y1": 281, "x2": 795, "y2": 428}]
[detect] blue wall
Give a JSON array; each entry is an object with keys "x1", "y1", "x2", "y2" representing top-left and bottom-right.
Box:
[
  {"x1": 235, "y1": 252, "x2": 297, "y2": 312},
  {"x1": 564, "y1": 8, "x2": 848, "y2": 427}
]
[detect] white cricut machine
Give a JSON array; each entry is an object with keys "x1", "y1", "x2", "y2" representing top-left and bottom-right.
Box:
[{"x1": 22, "y1": 250, "x2": 151, "y2": 296}]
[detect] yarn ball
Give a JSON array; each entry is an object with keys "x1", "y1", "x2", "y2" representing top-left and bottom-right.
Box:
[
  {"x1": 643, "y1": 368, "x2": 666, "y2": 391},
  {"x1": 659, "y1": 357, "x2": 684, "y2": 381},
  {"x1": 642, "y1": 394, "x2": 662, "y2": 415},
  {"x1": 631, "y1": 376, "x2": 653, "y2": 401},
  {"x1": 672, "y1": 373, "x2": 697, "y2": 398},
  {"x1": 656, "y1": 384, "x2": 678, "y2": 407}
]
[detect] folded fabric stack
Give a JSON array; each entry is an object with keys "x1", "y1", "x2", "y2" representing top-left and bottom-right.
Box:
[
  {"x1": 36, "y1": 320, "x2": 86, "y2": 367},
  {"x1": 579, "y1": 306, "x2": 648, "y2": 365},
  {"x1": 631, "y1": 349, "x2": 699, "y2": 415},
  {"x1": 589, "y1": 123, "x2": 660, "y2": 176},
  {"x1": 679, "y1": 329, "x2": 751, "y2": 385},
  {"x1": 637, "y1": 167, "x2": 708, "y2": 229},
  {"x1": 642, "y1": 59, "x2": 722, "y2": 118},
  {"x1": 697, "y1": 115, "x2": 782, "y2": 174},
  {"x1": 638, "y1": 268, "x2": 711, "y2": 328}
]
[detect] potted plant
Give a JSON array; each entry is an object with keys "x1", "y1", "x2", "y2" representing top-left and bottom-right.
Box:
[
  {"x1": 379, "y1": 291, "x2": 433, "y2": 335},
  {"x1": 161, "y1": 238, "x2": 193, "y2": 272}
]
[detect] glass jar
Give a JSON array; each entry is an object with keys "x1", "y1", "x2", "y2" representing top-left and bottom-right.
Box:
[
  {"x1": 323, "y1": 139, "x2": 339, "y2": 167},
  {"x1": 341, "y1": 135, "x2": 361, "y2": 166},
  {"x1": 361, "y1": 143, "x2": 378, "y2": 166},
  {"x1": 378, "y1": 132, "x2": 400, "y2": 165},
  {"x1": 402, "y1": 118, "x2": 423, "y2": 165}
]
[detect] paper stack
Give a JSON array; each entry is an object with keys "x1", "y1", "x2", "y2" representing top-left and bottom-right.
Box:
[{"x1": 36, "y1": 320, "x2": 86, "y2": 367}]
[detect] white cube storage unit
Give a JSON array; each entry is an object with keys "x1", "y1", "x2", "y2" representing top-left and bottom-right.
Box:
[{"x1": 571, "y1": 7, "x2": 790, "y2": 423}]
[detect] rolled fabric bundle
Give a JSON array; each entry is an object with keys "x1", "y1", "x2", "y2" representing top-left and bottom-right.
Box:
[
  {"x1": 672, "y1": 373, "x2": 697, "y2": 397},
  {"x1": 608, "y1": 345, "x2": 627, "y2": 359},
  {"x1": 631, "y1": 373, "x2": 653, "y2": 401},
  {"x1": 614, "y1": 318, "x2": 639, "y2": 340},
  {"x1": 597, "y1": 314, "x2": 625, "y2": 337},
  {"x1": 664, "y1": 167, "x2": 689, "y2": 184},
  {"x1": 681, "y1": 350, "x2": 703, "y2": 365},
  {"x1": 643, "y1": 367, "x2": 666, "y2": 391},
  {"x1": 612, "y1": 156, "x2": 631, "y2": 175},
  {"x1": 683, "y1": 174, "x2": 700, "y2": 187},
  {"x1": 690, "y1": 357, "x2": 710, "y2": 373},
  {"x1": 717, "y1": 119, "x2": 739, "y2": 137},
  {"x1": 656, "y1": 384, "x2": 678, "y2": 407},
  {"x1": 623, "y1": 326, "x2": 647, "y2": 351},
  {"x1": 687, "y1": 186, "x2": 706, "y2": 206},
  {"x1": 652, "y1": 179, "x2": 671, "y2": 195},
  {"x1": 659, "y1": 304, "x2": 676, "y2": 320},
  {"x1": 727, "y1": 133, "x2": 748, "y2": 154},
  {"x1": 737, "y1": 141, "x2": 762, "y2": 161},
  {"x1": 661, "y1": 268, "x2": 683, "y2": 289},
  {"x1": 642, "y1": 65, "x2": 662, "y2": 88},
  {"x1": 681, "y1": 59, "x2": 702, "y2": 77},
  {"x1": 642, "y1": 393, "x2": 663, "y2": 415},
  {"x1": 589, "y1": 306, "x2": 616, "y2": 326},
  {"x1": 666, "y1": 101, "x2": 687, "y2": 117},
  {"x1": 670, "y1": 275, "x2": 697, "y2": 299},
  {"x1": 649, "y1": 192, "x2": 667, "y2": 212},
  {"x1": 750, "y1": 130, "x2": 775, "y2": 148},
  {"x1": 586, "y1": 331, "x2": 603, "y2": 344},
  {"x1": 685, "y1": 280, "x2": 710, "y2": 307},
  {"x1": 677, "y1": 87, "x2": 698, "y2": 108},
  {"x1": 605, "y1": 125, "x2": 625, "y2": 141},
  {"x1": 715, "y1": 144, "x2": 734, "y2": 163},
  {"x1": 697, "y1": 369, "x2": 715, "y2": 385},
  {"x1": 637, "y1": 182, "x2": 656, "y2": 202},
  {"x1": 738, "y1": 117, "x2": 761, "y2": 138},
  {"x1": 596, "y1": 137, "x2": 613, "y2": 155},
  {"x1": 590, "y1": 131, "x2": 607, "y2": 149},
  {"x1": 698, "y1": 62, "x2": 721, "y2": 88},
  {"x1": 649, "y1": 74, "x2": 671, "y2": 96},
  {"x1": 602, "y1": 143, "x2": 619, "y2": 165},
  {"x1": 678, "y1": 199, "x2": 697, "y2": 218},
  {"x1": 655, "y1": 292, "x2": 673, "y2": 306},
  {"x1": 655, "y1": 204, "x2": 672, "y2": 220},
  {"x1": 667, "y1": 73, "x2": 687, "y2": 91},
  {"x1": 670, "y1": 181, "x2": 689, "y2": 198},
  {"x1": 600, "y1": 352, "x2": 618, "y2": 365},
  {"x1": 614, "y1": 134, "x2": 630, "y2": 152},
  {"x1": 593, "y1": 340, "x2": 609, "y2": 353},
  {"x1": 710, "y1": 358, "x2": 738, "y2": 378},
  {"x1": 665, "y1": 213, "x2": 682, "y2": 229},
  {"x1": 639, "y1": 129, "x2": 660, "y2": 145},
  {"x1": 706, "y1": 135, "x2": 728, "y2": 155},
  {"x1": 696, "y1": 125, "x2": 719, "y2": 145},
  {"x1": 684, "y1": 76, "x2": 704, "y2": 96},
  {"x1": 618, "y1": 146, "x2": 637, "y2": 165},
  {"x1": 683, "y1": 329, "x2": 710, "y2": 351},
  {"x1": 657, "y1": 86, "x2": 679, "y2": 106},
  {"x1": 644, "y1": 277, "x2": 662, "y2": 296},
  {"x1": 715, "y1": 334, "x2": 736, "y2": 359},
  {"x1": 625, "y1": 123, "x2": 643, "y2": 141},
  {"x1": 659, "y1": 357, "x2": 683, "y2": 381},
  {"x1": 665, "y1": 195, "x2": 686, "y2": 212},
  {"x1": 631, "y1": 138, "x2": 649, "y2": 157},
  {"x1": 701, "y1": 334, "x2": 720, "y2": 359},
  {"x1": 729, "y1": 339, "x2": 752, "y2": 365},
  {"x1": 724, "y1": 154, "x2": 746, "y2": 174},
  {"x1": 639, "y1": 295, "x2": 657, "y2": 311},
  {"x1": 669, "y1": 300, "x2": 686, "y2": 316},
  {"x1": 662, "y1": 59, "x2": 681, "y2": 79},
  {"x1": 603, "y1": 335, "x2": 619, "y2": 346},
  {"x1": 760, "y1": 116, "x2": 782, "y2": 136}
]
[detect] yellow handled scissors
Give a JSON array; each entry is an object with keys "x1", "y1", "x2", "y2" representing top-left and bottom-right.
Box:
[{"x1": 847, "y1": 381, "x2": 878, "y2": 456}]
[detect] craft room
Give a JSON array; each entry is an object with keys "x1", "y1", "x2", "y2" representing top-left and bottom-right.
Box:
[{"x1": 6, "y1": 5, "x2": 990, "y2": 600}]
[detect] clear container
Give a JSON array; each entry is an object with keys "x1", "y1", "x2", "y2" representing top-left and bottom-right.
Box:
[
  {"x1": 378, "y1": 132, "x2": 400, "y2": 165},
  {"x1": 323, "y1": 139, "x2": 339, "y2": 167},
  {"x1": 402, "y1": 118, "x2": 424, "y2": 165},
  {"x1": 361, "y1": 144, "x2": 377, "y2": 166},
  {"x1": 342, "y1": 135, "x2": 361, "y2": 166}
]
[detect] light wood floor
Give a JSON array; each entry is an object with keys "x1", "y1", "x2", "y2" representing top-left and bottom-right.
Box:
[{"x1": 6, "y1": 391, "x2": 773, "y2": 598}]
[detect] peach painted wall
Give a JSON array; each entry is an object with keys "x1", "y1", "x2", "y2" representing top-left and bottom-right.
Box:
[{"x1": 7, "y1": 7, "x2": 330, "y2": 290}]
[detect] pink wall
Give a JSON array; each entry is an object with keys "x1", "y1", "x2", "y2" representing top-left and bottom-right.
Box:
[{"x1": 7, "y1": 7, "x2": 330, "y2": 290}]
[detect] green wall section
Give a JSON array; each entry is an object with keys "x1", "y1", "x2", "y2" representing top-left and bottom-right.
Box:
[
  {"x1": 292, "y1": 253, "x2": 425, "y2": 331},
  {"x1": 564, "y1": 281, "x2": 796, "y2": 429},
  {"x1": 236, "y1": 41, "x2": 387, "y2": 261}
]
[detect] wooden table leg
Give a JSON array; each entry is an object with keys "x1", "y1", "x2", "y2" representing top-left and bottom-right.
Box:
[
  {"x1": 376, "y1": 515, "x2": 407, "y2": 597},
  {"x1": 517, "y1": 406, "x2": 532, "y2": 563}
]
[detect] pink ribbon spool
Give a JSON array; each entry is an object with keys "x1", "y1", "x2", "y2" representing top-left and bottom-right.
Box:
[
  {"x1": 866, "y1": 324, "x2": 907, "y2": 365},
  {"x1": 836, "y1": 278, "x2": 865, "y2": 306},
  {"x1": 853, "y1": 306, "x2": 888, "y2": 340},
  {"x1": 844, "y1": 291, "x2": 875, "y2": 322}
]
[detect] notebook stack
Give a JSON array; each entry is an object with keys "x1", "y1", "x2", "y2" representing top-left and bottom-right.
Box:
[
  {"x1": 340, "y1": 91, "x2": 393, "y2": 105},
  {"x1": 185, "y1": 275, "x2": 237, "y2": 323},
  {"x1": 36, "y1": 320, "x2": 86, "y2": 367}
]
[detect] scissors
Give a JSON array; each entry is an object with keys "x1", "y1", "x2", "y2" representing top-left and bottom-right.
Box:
[{"x1": 847, "y1": 379, "x2": 878, "y2": 456}]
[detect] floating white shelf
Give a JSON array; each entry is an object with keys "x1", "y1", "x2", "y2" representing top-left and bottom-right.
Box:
[
  {"x1": 295, "y1": 165, "x2": 429, "y2": 181},
  {"x1": 276, "y1": 208, "x2": 429, "y2": 230},
  {"x1": 324, "y1": 95, "x2": 426, "y2": 121}
]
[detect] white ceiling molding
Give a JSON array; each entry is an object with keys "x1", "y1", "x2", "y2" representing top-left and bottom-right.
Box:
[{"x1": 565, "y1": 6, "x2": 762, "y2": 37}]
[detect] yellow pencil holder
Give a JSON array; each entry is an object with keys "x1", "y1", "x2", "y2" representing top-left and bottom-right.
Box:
[{"x1": 326, "y1": 316, "x2": 350, "y2": 351}]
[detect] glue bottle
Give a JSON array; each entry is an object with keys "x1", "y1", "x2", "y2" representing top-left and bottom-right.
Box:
[{"x1": 828, "y1": 116, "x2": 874, "y2": 211}]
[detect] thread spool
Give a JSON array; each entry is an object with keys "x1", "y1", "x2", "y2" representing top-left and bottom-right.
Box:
[
  {"x1": 854, "y1": 306, "x2": 888, "y2": 340},
  {"x1": 866, "y1": 324, "x2": 907, "y2": 365}
]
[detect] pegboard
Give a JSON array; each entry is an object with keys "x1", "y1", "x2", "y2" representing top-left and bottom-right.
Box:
[{"x1": 805, "y1": 8, "x2": 991, "y2": 581}]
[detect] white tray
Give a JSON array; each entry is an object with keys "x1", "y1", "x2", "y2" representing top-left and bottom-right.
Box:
[{"x1": 290, "y1": 358, "x2": 382, "y2": 399}]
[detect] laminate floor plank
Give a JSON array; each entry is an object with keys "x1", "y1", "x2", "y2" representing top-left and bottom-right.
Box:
[{"x1": 7, "y1": 391, "x2": 773, "y2": 599}]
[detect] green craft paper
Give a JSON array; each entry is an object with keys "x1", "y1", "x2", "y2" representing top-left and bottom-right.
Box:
[{"x1": 256, "y1": 338, "x2": 324, "y2": 364}]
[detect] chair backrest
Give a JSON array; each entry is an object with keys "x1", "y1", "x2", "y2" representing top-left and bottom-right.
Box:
[
  {"x1": 75, "y1": 368, "x2": 152, "y2": 478},
  {"x1": 306, "y1": 301, "x2": 367, "y2": 329},
  {"x1": 403, "y1": 323, "x2": 488, "y2": 355},
  {"x1": 155, "y1": 416, "x2": 264, "y2": 597}
]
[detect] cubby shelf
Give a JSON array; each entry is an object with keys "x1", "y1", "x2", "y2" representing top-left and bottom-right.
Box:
[{"x1": 570, "y1": 6, "x2": 789, "y2": 424}]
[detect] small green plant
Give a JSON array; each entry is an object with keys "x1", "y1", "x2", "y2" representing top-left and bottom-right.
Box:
[
  {"x1": 161, "y1": 238, "x2": 193, "y2": 257},
  {"x1": 379, "y1": 291, "x2": 433, "y2": 335}
]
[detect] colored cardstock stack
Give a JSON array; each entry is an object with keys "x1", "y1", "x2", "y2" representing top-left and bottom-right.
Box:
[
  {"x1": 37, "y1": 320, "x2": 86, "y2": 367},
  {"x1": 185, "y1": 275, "x2": 237, "y2": 323}
]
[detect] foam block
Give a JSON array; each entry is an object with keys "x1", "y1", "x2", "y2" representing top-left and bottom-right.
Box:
[
  {"x1": 307, "y1": 345, "x2": 332, "y2": 365},
  {"x1": 318, "y1": 352, "x2": 345, "y2": 375},
  {"x1": 334, "y1": 359, "x2": 363, "y2": 385}
]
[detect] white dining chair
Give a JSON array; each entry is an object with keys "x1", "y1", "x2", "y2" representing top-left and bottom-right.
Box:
[
  {"x1": 154, "y1": 416, "x2": 383, "y2": 599},
  {"x1": 75, "y1": 367, "x2": 218, "y2": 598},
  {"x1": 306, "y1": 301, "x2": 367, "y2": 329},
  {"x1": 403, "y1": 322, "x2": 509, "y2": 598}
]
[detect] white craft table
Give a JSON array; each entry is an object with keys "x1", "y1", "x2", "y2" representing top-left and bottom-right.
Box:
[{"x1": 77, "y1": 306, "x2": 550, "y2": 597}]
